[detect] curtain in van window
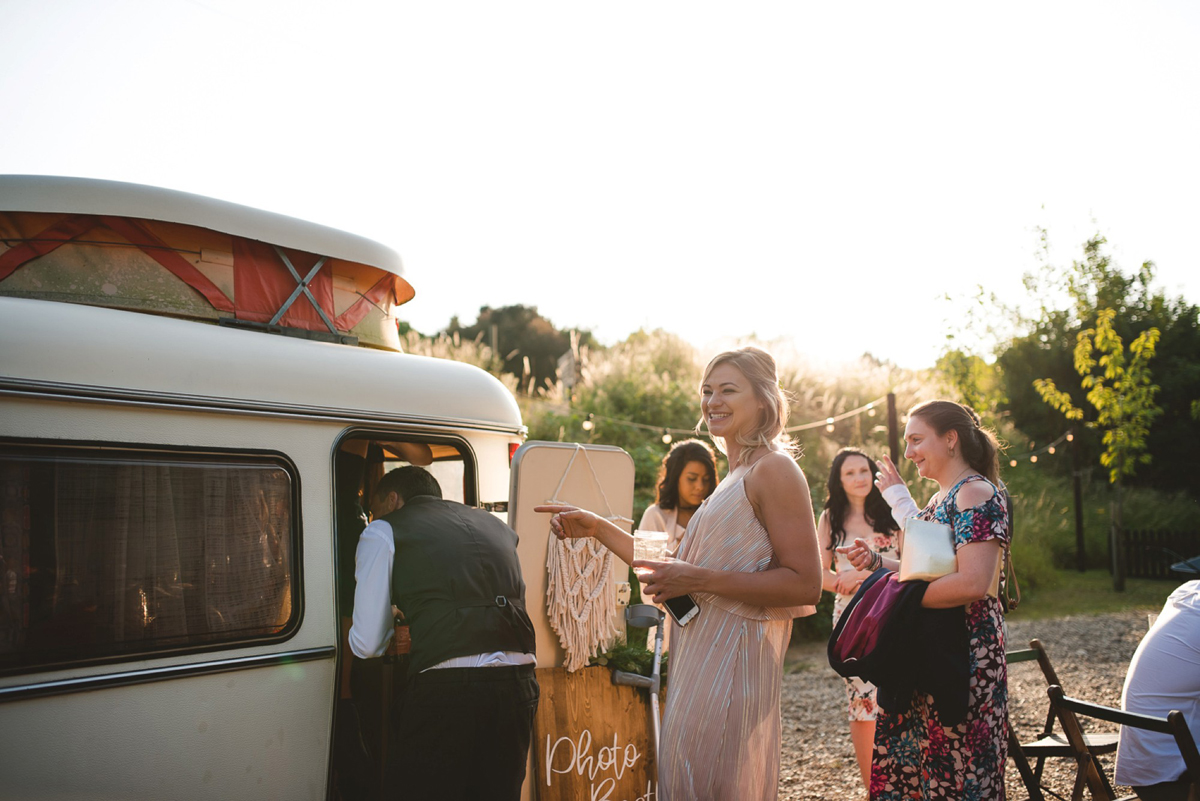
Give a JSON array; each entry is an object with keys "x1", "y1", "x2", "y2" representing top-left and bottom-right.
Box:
[
  {"x1": 0, "y1": 451, "x2": 295, "y2": 673},
  {"x1": 54, "y1": 463, "x2": 190, "y2": 645}
]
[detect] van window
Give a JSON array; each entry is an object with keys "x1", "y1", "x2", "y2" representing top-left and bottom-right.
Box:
[{"x1": 0, "y1": 443, "x2": 298, "y2": 674}]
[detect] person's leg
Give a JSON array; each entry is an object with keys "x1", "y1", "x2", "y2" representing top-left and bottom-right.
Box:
[
  {"x1": 845, "y1": 676, "x2": 878, "y2": 796},
  {"x1": 850, "y1": 720, "x2": 876, "y2": 793},
  {"x1": 387, "y1": 672, "x2": 470, "y2": 800},
  {"x1": 464, "y1": 666, "x2": 540, "y2": 801}
]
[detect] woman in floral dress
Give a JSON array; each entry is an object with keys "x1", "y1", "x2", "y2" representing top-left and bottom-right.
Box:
[
  {"x1": 817, "y1": 447, "x2": 900, "y2": 795},
  {"x1": 841, "y1": 400, "x2": 1010, "y2": 800}
]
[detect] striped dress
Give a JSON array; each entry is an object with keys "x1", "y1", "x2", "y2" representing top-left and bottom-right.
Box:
[{"x1": 659, "y1": 467, "x2": 812, "y2": 800}]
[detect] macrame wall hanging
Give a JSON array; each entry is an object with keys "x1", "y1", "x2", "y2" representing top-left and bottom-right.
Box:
[{"x1": 544, "y1": 444, "x2": 631, "y2": 672}]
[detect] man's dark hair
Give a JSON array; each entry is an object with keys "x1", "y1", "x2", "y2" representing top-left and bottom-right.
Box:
[{"x1": 375, "y1": 465, "x2": 442, "y2": 503}]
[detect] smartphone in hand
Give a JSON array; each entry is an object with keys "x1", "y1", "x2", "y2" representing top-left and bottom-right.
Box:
[{"x1": 663, "y1": 594, "x2": 700, "y2": 626}]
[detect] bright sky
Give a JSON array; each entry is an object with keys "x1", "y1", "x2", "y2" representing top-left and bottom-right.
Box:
[{"x1": 3, "y1": 0, "x2": 1198, "y2": 368}]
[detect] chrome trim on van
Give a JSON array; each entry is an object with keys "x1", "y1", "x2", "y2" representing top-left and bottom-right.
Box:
[
  {"x1": 0, "y1": 647, "x2": 336, "y2": 703},
  {"x1": 0, "y1": 377, "x2": 528, "y2": 435}
]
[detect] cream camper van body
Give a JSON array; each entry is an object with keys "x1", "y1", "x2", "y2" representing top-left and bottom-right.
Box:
[{"x1": 0, "y1": 176, "x2": 536, "y2": 799}]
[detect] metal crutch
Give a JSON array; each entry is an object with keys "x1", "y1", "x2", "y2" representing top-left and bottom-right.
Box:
[{"x1": 611, "y1": 603, "x2": 666, "y2": 757}]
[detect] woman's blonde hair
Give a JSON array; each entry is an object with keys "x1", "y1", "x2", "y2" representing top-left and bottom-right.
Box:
[{"x1": 696, "y1": 346, "x2": 795, "y2": 465}]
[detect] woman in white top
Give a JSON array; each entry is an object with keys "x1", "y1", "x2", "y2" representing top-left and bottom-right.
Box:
[
  {"x1": 817, "y1": 447, "x2": 900, "y2": 796},
  {"x1": 637, "y1": 438, "x2": 718, "y2": 552}
]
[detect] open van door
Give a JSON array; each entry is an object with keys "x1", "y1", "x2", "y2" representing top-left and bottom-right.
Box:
[{"x1": 509, "y1": 442, "x2": 658, "y2": 801}]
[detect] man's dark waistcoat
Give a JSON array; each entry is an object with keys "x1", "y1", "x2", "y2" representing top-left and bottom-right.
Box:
[{"x1": 381, "y1": 495, "x2": 536, "y2": 675}]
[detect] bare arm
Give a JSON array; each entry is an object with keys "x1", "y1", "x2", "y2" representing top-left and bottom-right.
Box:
[
  {"x1": 382, "y1": 441, "x2": 434, "y2": 466},
  {"x1": 837, "y1": 535, "x2": 902, "y2": 573},
  {"x1": 921, "y1": 481, "x2": 1003, "y2": 608},
  {"x1": 816, "y1": 511, "x2": 840, "y2": 595},
  {"x1": 639, "y1": 452, "x2": 822, "y2": 608},
  {"x1": 535, "y1": 504, "x2": 635, "y2": 565}
]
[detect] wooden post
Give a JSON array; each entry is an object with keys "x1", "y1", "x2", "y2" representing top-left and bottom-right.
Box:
[
  {"x1": 1070, "y1": 428, "x2": 1086, "y2": 572},
  {"x1": 1112, "y1": 479, "x2": 1126, "y2": 592},
  {"x1": 886, "y1": 393, "x2": 900, "y2": 466}
]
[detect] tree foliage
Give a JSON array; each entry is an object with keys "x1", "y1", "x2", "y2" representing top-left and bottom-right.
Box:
[
  {"x1": 1033, "y1": 308, "x2": 1162, "y2": 485},
  {"x1": 993, "y1": 232, "x2": 1200, "y2": 495}
]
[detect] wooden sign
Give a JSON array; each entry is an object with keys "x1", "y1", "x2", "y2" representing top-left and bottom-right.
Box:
[{"x1": 533, "y1": 666, "x2": 658, "y2": 801}]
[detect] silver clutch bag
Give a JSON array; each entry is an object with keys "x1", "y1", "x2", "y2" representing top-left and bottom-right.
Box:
[{"x1": 898, "y1": 517, "x2": 957, "y2": 582}]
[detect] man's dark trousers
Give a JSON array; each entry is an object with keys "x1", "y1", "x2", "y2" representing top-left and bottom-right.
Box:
[{"x1": 386, "y1": 663, "x2": 539, "y2": 800}]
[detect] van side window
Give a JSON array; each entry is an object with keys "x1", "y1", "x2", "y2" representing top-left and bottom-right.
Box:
[{"x1": 0, "y1": 443, "x2": 298, "y2": 675}]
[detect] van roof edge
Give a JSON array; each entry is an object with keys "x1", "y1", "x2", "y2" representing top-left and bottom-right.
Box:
[{"x1": 0, "y1": 174, "x2": 405, "y2": 277}]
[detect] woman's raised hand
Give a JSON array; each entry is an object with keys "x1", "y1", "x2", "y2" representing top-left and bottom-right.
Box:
[
  {"x1": 534, "y1": 504, "x2": 601, "y2": 540},
  {"x1": 874, "y1": 454, "x2": 904, "y2": 492},
  {"x1": 836, "y1": 537, "x2": 877, "y2": 572}
]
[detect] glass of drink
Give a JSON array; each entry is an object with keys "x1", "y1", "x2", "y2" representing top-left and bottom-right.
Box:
[{"x1": 633, "y1": 530, "x2": 669, "y2": 579}]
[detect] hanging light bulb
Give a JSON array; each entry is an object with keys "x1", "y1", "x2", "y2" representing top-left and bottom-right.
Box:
[
  {"x1": 1010, "y1": 459, "x2": 1018, "y2": 467},
  {"x1": 867, "y1": 407, "x2": 876, "y2": 417},
  {"x1": 1048, "y1": 446, "x2": 1056, "y2": 455},
  {"x1": 581, "y1": 413, "x2": 595, "y2": 432},
  {"x1": 1066, "y1": 432, "x2": 1074, "y2": 442},
  {"x1": 1030, "y1": 455, "x2": 1038, "y2": 463},
  {"x1": 825, "y1": 424, "x2": 835, "y2": 433},
  {"x1": 662, "y1": 430, "x2": 673, "y2": 445}
]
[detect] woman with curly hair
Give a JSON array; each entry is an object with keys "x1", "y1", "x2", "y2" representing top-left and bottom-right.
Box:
[
  {"x1": 638, "y1": 438, "x2": 718, "y2": 552},
  {"x1": 818, "y1": 447, "x2": 900, "y2": 796}
]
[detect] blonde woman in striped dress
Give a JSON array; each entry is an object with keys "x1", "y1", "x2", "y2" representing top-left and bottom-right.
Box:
[{"x1": 537, "y1": 347, "x2": 823, "y2": 800}]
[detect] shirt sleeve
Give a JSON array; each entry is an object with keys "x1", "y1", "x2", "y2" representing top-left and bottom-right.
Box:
[
  {"x1": 881, "y1": 484, "x2": 921, "y2": 530},
  {"x1": 348, "y1": 520, "x2": 396, "y2": 659}
]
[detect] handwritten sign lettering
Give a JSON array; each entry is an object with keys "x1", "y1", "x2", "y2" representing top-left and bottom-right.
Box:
[{"x1": 533, "y1": 667, "x2": 658, "y2": 801}]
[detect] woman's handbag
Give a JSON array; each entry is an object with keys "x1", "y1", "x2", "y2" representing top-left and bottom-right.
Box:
[
  {"x1": 898, "y1": 517, "x2": 957, "y2": 582},
  {"x1": 899, "y1": 516, "x2": 1004, "y2": 598}
]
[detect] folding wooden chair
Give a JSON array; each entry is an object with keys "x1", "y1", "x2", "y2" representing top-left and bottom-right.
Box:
[
  {"x1": 1007, "y1": 639, "x2": 1120, "y2": 796},
  {"x1": 1048, "y1": 684, "x2": 1200, "y2": 801},
  {"x1": 1007, "y1": 644, "x2": 1048, "y2": 801}
]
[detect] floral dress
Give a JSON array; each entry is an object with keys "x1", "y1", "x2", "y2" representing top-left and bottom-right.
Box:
[
  {"x1": 832, "y1": 531, "x2": 898, "y2": 721},
  {"x1": 871, "y1": 475, "x2": 1010, "y2": 801}
]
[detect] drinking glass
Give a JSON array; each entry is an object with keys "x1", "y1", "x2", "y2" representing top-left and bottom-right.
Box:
[{"x1": 633, "y1": 530, "x2": 669, "y2": 578}]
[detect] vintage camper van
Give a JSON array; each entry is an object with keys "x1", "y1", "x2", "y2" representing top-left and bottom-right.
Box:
[{"x1": 0, "y1": 176, "x2": 638, "y2": 800}]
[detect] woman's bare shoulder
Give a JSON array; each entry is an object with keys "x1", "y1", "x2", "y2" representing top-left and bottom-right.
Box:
[
  {"x1": 746, "y1": 451, "x2": 807, "y2": 498},
  {"x1": 956, "y1": 478, "x2": 998, "y2": 510}
]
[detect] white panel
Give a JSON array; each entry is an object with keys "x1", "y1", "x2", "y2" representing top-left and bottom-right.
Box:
[
  {"x1": 508, "y1": 442, "x2": 635, "y2": 669},
  {"x1": 2, "y1": 660, "x2": 335, "y2": 800}
]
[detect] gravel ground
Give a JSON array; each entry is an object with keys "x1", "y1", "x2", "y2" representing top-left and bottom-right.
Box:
[{"x1": 778, "y1": 610, "x2": 1153, "y2": 800}]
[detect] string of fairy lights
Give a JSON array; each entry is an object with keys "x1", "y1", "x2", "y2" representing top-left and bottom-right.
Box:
[
  {"x1": 570, "y1": 395, "x2": 891, "y2": 445},
  {"x1": 1006, "y1": 429, "x2": 1074, "y2": 468},
  {"x1": 558, "y1": 394, "x2": 1075, "y2": 468}
]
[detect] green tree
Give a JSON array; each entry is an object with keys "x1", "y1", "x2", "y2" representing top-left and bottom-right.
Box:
[
  {"x1": 445, "y1": 305, "x2": 596, "y2": 394},
  {"x1": 993, "y1": 233, "x2": 1200, "y2": 496},
  {"x1": 1033, "y1": 308, "x2": 1162, "y2": 590}
]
